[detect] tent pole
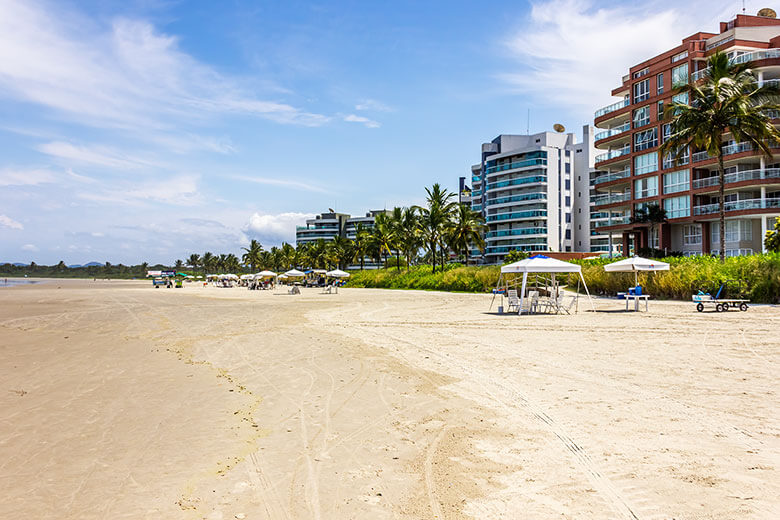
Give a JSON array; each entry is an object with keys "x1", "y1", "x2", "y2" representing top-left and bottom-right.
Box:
[
  {"x1": 580, "y1": 272, "x2": 595, "y2": 311},
  {"x1": 519, "y1": 272, "x2": 528, "y2": 315},
  {"x1": 490, "y1": 273, "x2": 502, "y2": 310}
]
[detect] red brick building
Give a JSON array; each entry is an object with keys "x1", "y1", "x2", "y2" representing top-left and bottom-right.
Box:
[{"x1": 592, "y1": 12, "x2": 780, "y2": 256}]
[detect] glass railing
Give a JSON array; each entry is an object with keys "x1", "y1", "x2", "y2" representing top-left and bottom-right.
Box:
[
  {"x1": 594, "y1": 122, "x2": 630, "y2": 141},
  {"x1": 593, "y1": 216, "x2": 631, "y2": 228},
  {"x1": 591, "y1": 192, "x2": 631, "y2": 205},
  {"x1": 694, "y1": 197, "x2": 780, "y2": 215},
  {"x1": 486, "y1": 245, "x2": 547, "y2": 255},
  {"x1": 595, "y1": 146, "x2": 631, "y2": 164},
  {"x1": 635, "y1": 189, "x2": 658, "y2": 200},
  {"x1": 485, "y1": 193, "x2": 546, "y2": 206},
  {"x1": 692, "y1": 142, "x2": 755, "y2": 162},
  {"x1": 591, "y1": 168, "x2": 631, "y2": 185},
  {"x1": 595, "y1": 99, "x2": 629, "y2": 118},
  {"x1": 485, "y1": 158, "x2": 547, "y2": 175},
  {"x1": 692, "y1": 49, "x2": 780, "y2": 81},
  {"x1": 486, "y1": 228, "x2": 547, "y2": 238},
  {"x1": 472, "y1": 189, "x2": 482, "y2": 196},
  {"x1": 485, "y1": 175, "x2": 547, "y2": 191},
  {"x1": 486, "y1": 210, "x2": 547, "y2": 222},
  {"x1": 692, "y1": 168, "x2": 780, "y2": 189},
  {"x1": 471, "y1": 204, "x2": 482, "y2": 211}
]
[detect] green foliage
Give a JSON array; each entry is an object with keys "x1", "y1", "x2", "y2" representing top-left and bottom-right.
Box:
[
  {"x1": 347, "y1": 264, "x2": 500, "y2": 292},
  {"x1": 765, "y1": 217, "x2": 780, "y2": 252},
  {"x1": 502, "y1": 250, "x2": 529, "y2": 264},
  {"x1": 384, "y1": 256, "x2": 408, "y2": 269}
]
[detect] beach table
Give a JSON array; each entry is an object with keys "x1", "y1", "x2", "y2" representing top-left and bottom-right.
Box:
[{"x1": 625, "y1": 294, "x2": 650, "y2": 311}]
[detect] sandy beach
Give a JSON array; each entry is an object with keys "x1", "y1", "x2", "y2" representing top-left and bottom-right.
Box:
[{"x1": 0, "y1": 279, "x2": 778, "y2": 519}]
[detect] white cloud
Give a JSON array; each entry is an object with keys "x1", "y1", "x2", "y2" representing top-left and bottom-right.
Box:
[
  {"x1": 0, "y1": 1, "x2": 329, "y2": 132},
  {"x1": 231, "y1": 175, "x2": 330, "y2": 193},
  {"x1": 244, "y1": 212, "x2": 314, "y2": 246},
  {"x1": 0, "y1": 167, "x2": 56, "y2": 186},
  {"x1": 77, "y1": 174, "x2": 202, "y2": 206},
  {"x1": 355, "y1": 99, "x2": 393, "y2": 112},
  {"x1": 344, "y1": 114, "x2": 381, "y2": 128},
  {"x1": 500, "y1": 0, "x2": 735, "y2": 118},
  {"x1": 38, "y1": 141, "x2": 163, "y2": 169},
  {"x1": 21, "y1": 243, "x2": 39, "y2": 251},
  {"x1": 0, "y1": 214, "x2": 24, "y2": 230}
]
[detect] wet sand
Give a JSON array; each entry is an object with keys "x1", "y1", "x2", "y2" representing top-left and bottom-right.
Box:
[{"x1": 1, "y1": 279, "x2": 778, "y2": 519}]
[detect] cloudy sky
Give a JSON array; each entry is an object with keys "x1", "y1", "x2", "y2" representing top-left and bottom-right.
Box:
[{"x1": 0, "y1": 0, "x2": 741, "y2": 264}]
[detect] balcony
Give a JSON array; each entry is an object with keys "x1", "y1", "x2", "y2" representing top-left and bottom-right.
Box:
[
  {"x1": 692, "y1": 167, "x2": 780, "y2": 189},
  {"x1": 485, "y1": 193, "x2": 546, "y2": 207},
  {"x1": 485, "y1": 158, "x2": 547, "y2": 175},
  {"x1": 595, "y1": 146, "x2": 631, "y2": 164},
  {"x1": 591, "y1": 192, "x2": 631, "y2": 206},
  {"x1": 595, "y1": 99, "x2": 629, "y2": 119},
  {"x1": 486, "y1": 210, "x2": 547, "y2": 222},
  {"x1": 693, "y1": 197, "x2": 780, "y2": 215},
  {"x1": 486, "y1": 228, "x2": 547, "y2": 239},
  {"x1": 593, "y1": 216, "x2": 631, "y2": 228},
  {"x1": 486, "y1": 245, "x2": 548, "y2": 255},
  {"x1": 594, "y1": 122, "x2": 631, "y2": 141},
  {"x1": 591, "y1": 169, "x2": 631, "y2": 185},
  {"x1": 691, "y1": 49, "x2": 780, "y2": 81},
  {"x1": 485, "y1": 175, "x2": 547, "y2": 191},
  {"x1": 692, "y1": 142, "x2": 755, "y2": 163}
]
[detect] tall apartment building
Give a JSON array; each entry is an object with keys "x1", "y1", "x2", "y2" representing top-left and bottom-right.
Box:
[
  {"x1": 469, "y1": 126, "x2": 595, "y2": 264},
  {"x1": 593, "y1": 11, "x2": 780, "y2": 257}
]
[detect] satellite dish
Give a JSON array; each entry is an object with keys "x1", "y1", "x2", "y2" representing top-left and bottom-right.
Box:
[
  {"x1": 328, "y1": 208, "x2": 335, "y2": 213},
  {"x1": 553, "y1": 123, "x2": 566, "y2": 133},
  {"x1": 758, "y1": 7, "x2": 777, "y2": 18}
]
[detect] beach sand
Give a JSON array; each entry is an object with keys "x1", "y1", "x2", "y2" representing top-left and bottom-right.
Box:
[{"x1": 1, "y1": 279, "x2": 778, "y2": 519}]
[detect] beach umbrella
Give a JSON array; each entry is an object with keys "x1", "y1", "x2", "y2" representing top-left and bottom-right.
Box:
[
  {"x1": 326, "y1": 269, "x2": 350, "y2": 278},
  {"x1": 603, "y1": 256, "x2": 670, "y2": 286},
  {"x1": 278, "y1": 274, "x2": 289, "y2": 280},
  {"x1": 254, "y1": 270, "x2": 277, "y2": 279},
  {"x1": 284, "y1": 269, "x2": 305, "y2": 277},
  {"x1": 312, "y1": 269, "x2": 327, "y2": 274}
]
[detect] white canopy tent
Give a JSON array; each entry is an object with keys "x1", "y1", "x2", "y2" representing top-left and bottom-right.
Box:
[
  {"x1": 603, "y1": 256, "x2": 670, "y2": 286},
  {"x1": 254, "y1": 270, "x2": 277, "y2": 279},
  {"x1": 499, "y1": 255, "x2": 594, "y2": 313},
  {"x1": 312, "y1": 269, "x2": 327, "y2": 274},
  {"x1": 326, "y1": 269, "x2": 350, "y2": 278},
  {"x1": 284, "y1": 269, "x2": 305, "y2": 277},
  {"x1": 240, "y1": 274, "x2": 254, "y2": 280}
]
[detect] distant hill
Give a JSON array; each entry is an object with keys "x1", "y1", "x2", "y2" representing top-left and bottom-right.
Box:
[
  {"x1": 68, "y1": 264, "x2": 82, "y2": 268},
  {"x1": 83, "y1": 262, "x2": 103, "y2": 267}
]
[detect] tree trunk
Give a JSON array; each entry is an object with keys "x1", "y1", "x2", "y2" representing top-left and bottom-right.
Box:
[
  {"x1": 360, "y1": 255, "x2": 364, "y2": 270},
  {"x1": 718, "y1": 153, "x2": 726, "y2": 263},
  {"x1": 430, "y1": 238, "x2": 436, "y2": 273}
]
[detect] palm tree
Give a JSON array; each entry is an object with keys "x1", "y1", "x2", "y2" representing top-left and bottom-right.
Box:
[
  {"x1": 630, "y1": 204, "x2": 667, "y2": 253},
  {"x1": 371, "y1": 212, "x2": 397, "y2": 268},
  {"x1": 352, "y1": 223, "x2": 370, "y2": 270},
  {"x1": 202, "y1": 252, "x2": 215, "y2": 274},
  {"x1": 280, "y1": 242, "x2": 296, "y2": 270},
  {"x1": 186, "y1": 253, "x2": 201, "y2": 274},
  {"x1": 241, "y1": 239, "x2": 263, "y2": 272},
  {"x1": 447, "y1": 204, "x2": 486, "y2": 265},
  {"x1": 174, "y1": 259, "x2": 184, "y2": 271},
  {"x1": 662, "y1": 50, "x2": 780, "y2": 262},
  {"x1": 399, "y1": 207, "x2": 421, "y2": 271},
  {"x1": 330, "y1": 236, "x2": 353, "y2": 270},
  {"x1": 414, "y1": 184, "x2": 456, "y2": 273}
]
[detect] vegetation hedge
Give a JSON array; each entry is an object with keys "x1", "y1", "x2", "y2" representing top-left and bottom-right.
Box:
[{"x1": 347, "y1": 253, "x2": 780, "y2": 303}]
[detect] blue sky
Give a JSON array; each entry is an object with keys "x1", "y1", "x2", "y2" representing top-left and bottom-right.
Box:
[{"x1": 0, "y1": 0, "x2": 739, "y2": 264}]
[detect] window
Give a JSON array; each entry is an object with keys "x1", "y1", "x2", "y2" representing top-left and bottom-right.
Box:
[
  {"x1": 663, "y1": 146, "x2": 689, "y2": 169},
  {"x1": 565, "y1": 196, "x2": 571, "y2": 206},
  {"x1": 663, "y1": 169, "x2": 689, "y2": 193},
  {"x1": 565, "y1": 163, "x2": 571, "y2": 173},
  {"x1": 662, "y1": 123, "x2": 672, "y2": 143},
  {"x1": 565, "y1": 179, "x2": 571, "y2": 190},
  {"x1": 634, "y1": 128, "x2": 658, "y2": 151},
  {"x1": 657, "y1": 100, "x2": 664, "y2": 119},
  {"x1": 683, "y1": 224, "x2": 702, "y2": 245},
  {"x1": 566, "y1": 213, "x2": 571, "y2": 223},
  {"x1": 663, "y1": 195, "x2": 690, "y2": 218},
  {"x1": 633, "y1": 67, "x2": 649, "y2": 79},
  {"x1": 711, "y1": 220, "x2": 753, "y2": 243},
  {"x1": 633, "y1": 79, "x2": 649, "y2": 103},
  {"x1": 634, "y1": 175, "x2": 658, "y2": 198},
  {"x1": 657, "y1": 72, "x2": 664, "y2": 94},
  {"x1": 672, "y1": 63, "x2": 688, "y2": 87},
  {"x1": 635, "y1": 152, "x2": 658, "y2": 174},
  {"x1": 633, "y1": 106, "x2": 650, "y2": 128},
  {"x1": 565, "y1": 229, "x2": 571, "y2": 239},
  {"x1": 671, "y1": 51, "x2": 688, "y2": 63},
  {"x1": 672, "y1": 92, "x2": 688, "y2": 105}
]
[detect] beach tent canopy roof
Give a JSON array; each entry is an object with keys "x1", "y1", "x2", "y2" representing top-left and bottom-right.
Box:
[
  {"x1": 500, "y1": 254, "x2": 581, "y2": 274},
  {"x1": 312, "y1": 269, "x2": 327, "y2": 274},
  {"x1": 326, "y1": 269, "x2": 350, "y2": 278},
  {"x1": 240, "y1": 274, "x2": 254, "y2": 280},
  {"x1": 278, "y1": 274, "x2": 289, "y2": 279},
  {"x1": 603, "y1": 256, "x2": 670, "y2": 272},
  {"x1": 284, "y1": 269, "x2": 305, "y2": 277},
  {"x1": 254, "y1": 270, "x2": 277, "y2": 278}
]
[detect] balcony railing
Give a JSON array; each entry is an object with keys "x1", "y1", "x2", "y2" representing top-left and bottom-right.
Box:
[
  {"x1": 485, "y1": 193, "x2": 546, "y2": 206},
  {"x1": 486, "y1": 228, "x2": 547, "y2": 238},
  {"x1": 591, "y1": 192, "x2": 631, "y2": 206},
  {"x1": 692, "y1": 141, "x2": 757, "y2": 163},
  {"x1": 485, "y1": 175, "x2": 547, "y2": 191},
  {"x1": 485, "y1": 245, "x2": 547, "y2": 255},
  {"x1": 591, "y1": 168, "x2": 631, "y2": 185},
  {"x1": 593, "y1": 216, "x2": 631, "y2": 228},
  {"x1": 486, "y1": 210, "x2": 547, "y2": 222},
  {"x1": 595, "y1": 146, "x2": 631, "y2": 164},
  {"x1": 693, "y1": 197, "x2": 780, "y2": 215},
  {"x1": 692, "y1": 49, "x2": 780, "y2": 81},
  {"x1": 595, "y1": 99, "x2": 629, "y2": 118},
  {"x1": 485, "y1": 158, "x2": 547, "y2": 175},
  {"x1": 594, "y1": 122, "x2": 631, "y2": 141},
  {"x1": 692, "y1": 167, "x2": 780, "y2": 189}
]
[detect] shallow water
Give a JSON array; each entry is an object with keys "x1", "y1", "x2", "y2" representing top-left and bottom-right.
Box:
[{"x1": 0, "y1": 279, "x2": 40, "y2": 287}]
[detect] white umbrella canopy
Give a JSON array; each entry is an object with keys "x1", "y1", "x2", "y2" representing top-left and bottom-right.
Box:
[
  {"x1": 501, "y1": 254, "x2": 582, "y2": 273},
  {"x1": 278, "y1": 274, "x2": 289, "y2": 280},
  {"x1": 254, "y1": 270, "x2": 277, "y2": 279},
  {"x1": 240, "y1": 274, "x2": 254, "y2": 280},
  {"x1": 326, "y1": 269, "x2": 350, "y2": 278},
  {"x1": 284, "y1": 269, "x2": 305, "y2": 277},
  {"x1": 312, "y1": 269, "x2": 327, "y2": 274},
  {"x1": 604, "y1": 256, "x2": 670, "y2": 286}
]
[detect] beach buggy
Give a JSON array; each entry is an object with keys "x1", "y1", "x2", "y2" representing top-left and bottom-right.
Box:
[{"x1": 692, "y1": 282, "x2": 749, "y2": 313}]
